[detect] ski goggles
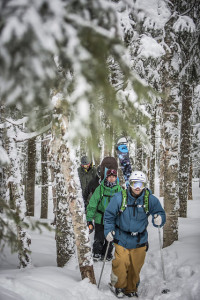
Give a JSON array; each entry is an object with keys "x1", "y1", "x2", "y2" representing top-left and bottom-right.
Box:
[
  {"x1": 106, "y1": 169, "x2": 117, "y2": 177},
  {"x1": 130, "y1": 181, "x2": 144, "y2": 189}
]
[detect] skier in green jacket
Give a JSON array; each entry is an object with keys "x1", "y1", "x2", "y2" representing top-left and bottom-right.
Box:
[{"x1": 87, "y1": 169, "x2": 123, "y2": 261}]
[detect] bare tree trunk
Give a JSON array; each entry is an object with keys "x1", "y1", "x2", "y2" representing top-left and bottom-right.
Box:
[
  {"x1": 6, "y1": 123, "x2": 32, "y2": 267},
  {"x1": 49, "y1": 137, "x2": 75, "y2": 266},
  {"x1": 156, "y1": 103, "x2": 165, "y2": 198},
  {"x1": 49, "y1": 162, "x2": 57, "y2": 224},
  {"x1": 25, "y1": 137, "x2": 36, "y2": 216},
  {"x1": 59, "y1": 144, "x2": 96, "y2": 283},
  {"x1": 179, "y1": 83, "x2": 192, "y2": 217},
  {"x1": 149, "y1": 106, "x2": 156, "y2": 193},
  {"x1": 188, "y1": 157, "x2": 193, "y2": 200},
  {"x1": 51, "y1": 97, "x2": 96, "y2": 284},
  {"x1": 40, "y1": 134, "x2": 49, "y2": 219},
  {"x1": 56, "y1": 161, "x2": 75, "y2": 267},
  {"x1": 177, "y1": 0, "x2": 198, "y2": 206},
  {"x1": 161, "y1": 16, "x2": 179, "y2": 248},
  {"x1": 135, "y1": 140, "x2": 143, "y2": 170}
]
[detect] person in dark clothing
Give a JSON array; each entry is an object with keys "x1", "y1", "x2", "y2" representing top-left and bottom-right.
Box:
[
  {"x1": 83, "y1": 165, "x2": 101, "y2": 204},
  {"x1": 77, "y1": 155, "x2": 97, "y2": 209}
]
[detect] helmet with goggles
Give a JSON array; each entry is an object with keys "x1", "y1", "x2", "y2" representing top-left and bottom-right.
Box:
[
  {"x1": 129, "y1": 171, "x2": 146, "y2": 190},
  {"x1": 129, "y1": 171, "x2": 146, "y2": 183}
]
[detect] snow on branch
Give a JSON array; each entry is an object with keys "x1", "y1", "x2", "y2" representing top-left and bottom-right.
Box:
[
  {"x1": 15, "y1": 123, "x2": 51, "y2": 142},
  {"x1": 173, "y1": 16, "x2": 196, "y2": 33},
  {"x1": 0, "y1": 145, "x2": 10, "y2": 166}
]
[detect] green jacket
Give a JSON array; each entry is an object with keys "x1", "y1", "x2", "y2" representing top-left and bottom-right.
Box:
[
  {"x1": 86, "y1": 179, "x2": 122, "y2": 225},
  {"x1": 78, "y1": 165, "x2": 96, "y2": 203}
]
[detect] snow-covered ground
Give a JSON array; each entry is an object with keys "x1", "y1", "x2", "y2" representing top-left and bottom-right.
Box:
[{"x1": 0, "y1": 180, "x2": 199, "y2": 300}]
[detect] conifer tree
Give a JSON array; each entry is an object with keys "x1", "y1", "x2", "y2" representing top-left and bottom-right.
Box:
[{"x1": 177, "y1": 1, "x2": 200, "y2": 217}]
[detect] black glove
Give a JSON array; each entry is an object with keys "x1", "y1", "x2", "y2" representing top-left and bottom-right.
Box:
[{"x1": 87, "y1": 221, "x2": 94, "y2": 234}]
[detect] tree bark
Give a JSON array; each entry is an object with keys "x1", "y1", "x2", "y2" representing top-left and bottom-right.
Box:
[
  {"x1": 158, "y1": 104, "x2": 165, "y2": 198},
  {"x1": 49, "y1": 161, "x2": 57, "y2": 224},
  {"x1": 51, "y1": 97, "x2": 96, "y2": 284},
  {"x1": 135, "y1": 140, "x2": 143, "y2": 171},
  {"x1": 149, "y1": 106, "x2": 156, "y2": 193},
  {"x1": 25, "y1": 137, "x2": 36, "y2": 216},
  {"x1": 188, "y1": 157, "x2": 193, "y2": 200},
  {"x1": 6, "y1": 122, "x2": 32, "y2": 267},
  {"x1": 55, "y1": 162, "x2": 75, "y2": 267},
  {"x1": 178, "y1": 83, "x2": 192, "y2": 217},
  {"x1": 40, "y1": 135, "x2": 49, "y2": 219},
  {"x1": 59, "y1": 143, "x2": 96, "y2": 283},
  {"x1": 161, "y1": 15, "x2": 179, "y2": 248}
]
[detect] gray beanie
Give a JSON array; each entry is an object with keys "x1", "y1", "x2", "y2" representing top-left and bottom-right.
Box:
[{"x1": 81, "y1": 155, "x2": 90, "y2": 165}]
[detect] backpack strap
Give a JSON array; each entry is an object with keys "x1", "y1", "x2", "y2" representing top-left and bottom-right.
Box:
[
  {"x1": 143, "y1": 188, "x2": 150, "y2": 214},
  {"x1": 119, "y1": 189, "x2": 127, "y2": 212},
  {"x1": 119, "y1": 188, "x2": 150, "y2": 214},
  {"x1": 96, "y1": 186, "x2": 114, "y2": 224}
]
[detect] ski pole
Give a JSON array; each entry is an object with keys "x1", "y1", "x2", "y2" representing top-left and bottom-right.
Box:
[
  {"x1": 158, "y1": 225, "x2": 170, "y2": 294},
  {"x1": 97, "y1": 241, "x2": 110, "y2": 289}
]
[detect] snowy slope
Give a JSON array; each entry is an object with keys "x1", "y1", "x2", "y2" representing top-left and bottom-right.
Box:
[{"x1": 0, "y1": 180, "x2": 199, "y2": 300}]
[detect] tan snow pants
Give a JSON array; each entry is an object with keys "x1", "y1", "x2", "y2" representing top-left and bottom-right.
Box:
[{"x1": 111, "y1": 243, "x2": 146, "y2": 293}]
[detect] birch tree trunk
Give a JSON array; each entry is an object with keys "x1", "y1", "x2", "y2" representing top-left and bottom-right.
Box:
[
  {"x1": 161, "y1": 16, "x2": 180, "y2": 248},
  {"x1": 25, "y1": 137, "x2": 36, "y2": 216},
  {"x1": 51, "y1": 96, "x2": 96, "y2": 284}
]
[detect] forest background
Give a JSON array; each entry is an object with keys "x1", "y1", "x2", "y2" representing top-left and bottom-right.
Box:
[{"x1": 0, "y1": 0, "x2": 200, "y2": 287}]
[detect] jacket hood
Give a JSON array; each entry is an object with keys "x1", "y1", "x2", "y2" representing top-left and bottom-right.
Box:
[{"x1": 100, "y1": 157, "x2": 118, "y2": 180}]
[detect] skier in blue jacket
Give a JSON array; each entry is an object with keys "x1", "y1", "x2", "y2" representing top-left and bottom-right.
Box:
[{"x1": 104, "y1": 171, "x2": 166, "y2": 298}]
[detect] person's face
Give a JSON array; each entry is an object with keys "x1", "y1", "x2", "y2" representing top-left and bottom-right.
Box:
[
  {"x1": 82, "y1": 163, "x2": 90, "y2": 170},
  {"x1": 130, "y1": 181, "x2": 144, "y2": 195},
  {"x1": 107, "y1": 175, "x2": 117, "y2": 183}
]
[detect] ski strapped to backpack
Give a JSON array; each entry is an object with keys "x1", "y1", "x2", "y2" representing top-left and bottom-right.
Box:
[{"x1": 120, "y1": 188, "x2": 150, "y2": 214}]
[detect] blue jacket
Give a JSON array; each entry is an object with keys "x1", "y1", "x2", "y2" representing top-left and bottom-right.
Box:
[{"x1": 104, "y1": 188, "x2": 166, "y2": 249}]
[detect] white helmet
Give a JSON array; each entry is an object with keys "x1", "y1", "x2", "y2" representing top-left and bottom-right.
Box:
[{"x1": 129, "y1": 171, "x2": 146, "y2": 183}]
